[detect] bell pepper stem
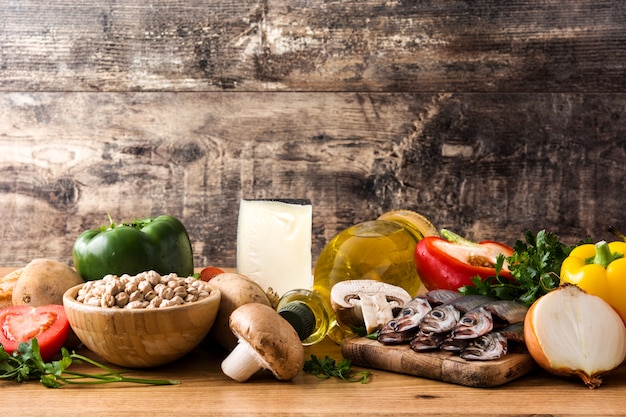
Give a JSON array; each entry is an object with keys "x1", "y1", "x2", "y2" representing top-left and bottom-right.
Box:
[
  {"x1": 593, "y1": 240, "x2": 621, "y2": 268},
  {"x1": 107, "y1": 213, "x2": 115, "y2": 229},
  {"x1": 440, "y1": 229, "x2": 478, "y2": 246}
]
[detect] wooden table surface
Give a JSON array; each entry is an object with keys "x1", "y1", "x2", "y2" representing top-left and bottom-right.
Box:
[{"x1": 2, "y1": 267, "x2": 626, "y2": 416}]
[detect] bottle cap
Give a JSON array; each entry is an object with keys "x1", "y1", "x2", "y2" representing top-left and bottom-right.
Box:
[{"x1": 278, "y1": 301, "x2": 316, "y2": 341}]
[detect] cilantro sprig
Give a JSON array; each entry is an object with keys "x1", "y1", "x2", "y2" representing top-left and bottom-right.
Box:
[
  {"x1": 303, "y1": 354, "x2": 371, "y2": 384},
  {"x1": 0, "y1": 338, "x2": 179, "y2": 388},
  {"x1": 459, "y1": 230, "x2": 590, "y2": 306}
]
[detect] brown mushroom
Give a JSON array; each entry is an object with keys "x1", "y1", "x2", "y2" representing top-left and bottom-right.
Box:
[
  {"x1": 330, "y1": 280, "x2": 411, "y2": 334},
  {"x1": 207, "y1": 273, "x2": 273, "y2": 350},
  {"x1": 220, "y1": 303, "x2": 304, "y2": 382}
]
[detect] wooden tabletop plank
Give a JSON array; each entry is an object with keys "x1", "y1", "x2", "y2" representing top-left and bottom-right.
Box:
[
  {"x1": 1, "y1": 336, "x2": 625, "y2": 416},
  {"x1": 2, "y1": 266, "x2": 626, "y2": 415}
]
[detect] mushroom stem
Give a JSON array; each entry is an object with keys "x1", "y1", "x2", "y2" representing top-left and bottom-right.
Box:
[
  {"x1": 221, "y1": 339, "x2": 267, "y2": 382},
  {"x1": 359, "y1": 293, "x2": 396, "y2": 334}
]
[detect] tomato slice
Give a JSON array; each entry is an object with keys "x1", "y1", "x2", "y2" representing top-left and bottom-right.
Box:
[
  {"x1": 199, "y1": 266, "x2": 225, "y2": 282},
  {"x1": 0, "y1": 305, "x2": 70, "y2": 361}
]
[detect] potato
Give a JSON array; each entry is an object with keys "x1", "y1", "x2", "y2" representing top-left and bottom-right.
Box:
[
  {"x1": 207, "y1": 272, "x2": 273, "y2": 351},
  {"x1": 12, "y1": 258, "x2": 84, "y2": 307}
]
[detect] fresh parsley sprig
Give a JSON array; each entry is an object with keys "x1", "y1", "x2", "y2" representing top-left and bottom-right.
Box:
[
  {"x1": 459, "y1": 230, "x2": 589, "y2": 306},
  {"x1": 350, "y1": 325, "x2": 379, "y2": 340},
  {"x1": 0, "y1": 338, "x2": 179, "y2": 388},
  {"x1": 303, "y1": 354, "x2": 371, "y2": 384}
]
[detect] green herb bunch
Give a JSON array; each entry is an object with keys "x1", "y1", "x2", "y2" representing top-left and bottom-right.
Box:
[
  {"x1": 303, "y1": 354, "x2": 371, "y2": 384},
  {"x1": 460, "y1": 230, "x2": 589, "y2": 306},
  {"x1": 1, "y1": 338, "x2": 179, "y2": 388}
]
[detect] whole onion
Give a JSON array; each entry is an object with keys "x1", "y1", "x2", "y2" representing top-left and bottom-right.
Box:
[{"x1": 524, "y1": 283, "x2": 626, "y2": 389}]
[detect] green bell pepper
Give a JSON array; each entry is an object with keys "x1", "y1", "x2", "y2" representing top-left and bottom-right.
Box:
[{"x1": 72, "y1": 215, "x2": 194, "y2": 281}]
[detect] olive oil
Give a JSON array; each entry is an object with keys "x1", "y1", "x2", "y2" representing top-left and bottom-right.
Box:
[{"x1": 312, "y1": 210, "x2": 436, "y2": 342}]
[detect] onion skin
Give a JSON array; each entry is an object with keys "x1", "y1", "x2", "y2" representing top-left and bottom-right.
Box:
[{"x1": 524, "y1": 283, "x2": 626, "y2": 389}]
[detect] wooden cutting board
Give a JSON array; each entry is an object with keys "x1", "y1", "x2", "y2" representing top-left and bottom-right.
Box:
[{"x1": 341, "y1": 337, "x2": 537, "y2": 388}]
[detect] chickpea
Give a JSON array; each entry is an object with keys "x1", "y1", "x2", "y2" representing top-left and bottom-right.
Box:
[{"x1": 74, "y1": 270, "x2": 211, "y2": 309}]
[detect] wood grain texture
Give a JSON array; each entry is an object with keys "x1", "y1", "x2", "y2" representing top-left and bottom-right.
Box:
[
  {"x1": 1, "y1": 1, "x2": 626, "y2": 269},
  {"x1": 0, "y1": 0, "x2": 625, "y2": 92},
  {"x1": 1, "y1": 91, "x2": 624, "y2": 267},
  {"x1": 342, "y1": 337, "x2": 536, "y2": 387},
  {"x1": 0, "y1": 319, "x2": 624, "y2": 417}
]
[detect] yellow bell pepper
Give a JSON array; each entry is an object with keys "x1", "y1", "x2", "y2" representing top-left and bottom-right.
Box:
[{"x1": 560, "y1": 240, "x2": 626, "y2": 323}]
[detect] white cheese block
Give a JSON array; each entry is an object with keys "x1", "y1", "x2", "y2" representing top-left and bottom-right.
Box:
[{"x1": 236, "y1": 199, "x2": 313, "y2": 297}]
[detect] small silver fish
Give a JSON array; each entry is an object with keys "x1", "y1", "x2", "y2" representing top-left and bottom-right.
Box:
[
  {"x1": 377, "y1": 319, "x2": 418, "y2": 344},
  {"x1": 394, "y1": 289, "x2": 461, "y2": 333},
  {"x1": 460, "y1": 322, "x2": 525, "y2": 361},
  {"x1": 419, "y1": 295, "x2": 495, "y2": 334},
  {"x1": 452, "y1": 300, "x2": 529, "y2": 340},
  {"x1": 409, "y1": 330, "x2": 448, "y2": 351},
  {"x1": 391, "y1": 297, "x2": 431, "y2": 333},
  {"x1": 440, "y1": 337, "x2": 469, "y2": 352}
]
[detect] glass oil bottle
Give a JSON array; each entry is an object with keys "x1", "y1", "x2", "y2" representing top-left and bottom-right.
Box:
[
  {"x1": 312, "y1": 210, "x2": 437, "y2": 343},
  {"x1": 276, "y1": 288, "x2": 332, "y2": 346}
]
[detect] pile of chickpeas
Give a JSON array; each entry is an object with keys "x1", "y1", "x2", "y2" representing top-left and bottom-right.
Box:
[{"x1": 75, "y1": 270, "x2": 212, "y2": 309}]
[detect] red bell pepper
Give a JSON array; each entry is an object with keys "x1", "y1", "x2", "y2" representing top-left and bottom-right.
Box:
[{"x1": 414, "y1": 229, "x2": 514, "y2": 291}]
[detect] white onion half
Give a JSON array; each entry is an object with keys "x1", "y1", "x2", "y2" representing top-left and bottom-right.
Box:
[{"x1": 524, "y1": 283, "x2": 626, "y2": 389}]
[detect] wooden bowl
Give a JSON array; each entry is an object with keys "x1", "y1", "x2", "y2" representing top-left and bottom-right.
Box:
[{"x1": 63, "y1": 282, "x2": 221, "y2": 368}]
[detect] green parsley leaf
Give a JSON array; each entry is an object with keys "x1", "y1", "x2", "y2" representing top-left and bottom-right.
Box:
[
  {"x1": 460, "y1": 230, "x2": 590, "y2": 306},
  {"x1": 365, "y1": 330, "x2": 379, "y2": 340},
  {"x1": 0, "y1": 338, "x2": 179, "y2": 388},
  {"x1": 303, "y1": 354, "x2": 371, "y2": 384}
]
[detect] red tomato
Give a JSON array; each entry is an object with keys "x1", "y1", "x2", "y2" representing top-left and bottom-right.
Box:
[
  {"x1": 199, "y1": 266, "x2": 225, "y2": 282},
  {"x1": 0, "y1": 304, "x2": 70, "y2": 361}
]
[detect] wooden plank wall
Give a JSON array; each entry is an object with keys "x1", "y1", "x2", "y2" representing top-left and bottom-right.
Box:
[{"x1": 1, "y1": 0, "x2": 625, "y2": 268}]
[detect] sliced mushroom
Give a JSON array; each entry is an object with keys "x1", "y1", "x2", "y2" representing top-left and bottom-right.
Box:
[
  {"x1": 220, "y1": 303, "x2": 304, "y2": 382},
  {"x1": 330, "y1": 280, "x2": 411, "y2": 334}
]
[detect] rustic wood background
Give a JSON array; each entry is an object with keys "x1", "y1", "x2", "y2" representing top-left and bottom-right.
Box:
[{"x1": 1, "y1": 0, "x2": 625, "y2": 269}]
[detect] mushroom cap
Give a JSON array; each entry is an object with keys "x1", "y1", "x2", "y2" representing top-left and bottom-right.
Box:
[
  {"x1": 330, "y1": 279, "x2": 411, "y2": 309},
  {"x1": 208, "y1": 273, "x2": 272, "y2": 350},
  {"x1": 229, "y1": 303, "x2": 304, "y2": 381},
  {"x1": 330, "y1": 279, "x2": 412, "y2": 332}
]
